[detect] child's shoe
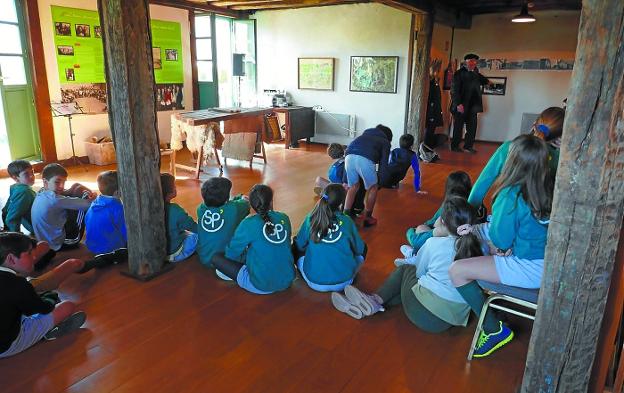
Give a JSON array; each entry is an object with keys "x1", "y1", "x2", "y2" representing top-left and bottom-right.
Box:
[
  {"x1": 215, "y1": 269, "x2": 233, "y2": 281},
  {"x1": 344, "y1": 285, "x2": 385, "y2": 316},
  {"x1": 362, "y1": 216, "x2": 378, "y2": 227},
  {"x1": 473, "y1": 321, "x2": 514, "y2": 358},
  {"x1": 331, "y1": 292, "x2": 364, "y2": 319},
  {"x1": 44, "y1": 311, "x2": 87, "y2": 340},
  {"x1": 400, "y1": 245, "x2": 414, "y2": 258},
  {"x1": 394, "y1": 255, "x2": 418, "y2": 267}
]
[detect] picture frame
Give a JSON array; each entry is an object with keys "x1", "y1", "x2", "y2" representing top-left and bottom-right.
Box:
[
  {"x1": 298, "y1": 57, "x2": 334, "y2": 90},
  {"x1": 55, "y1": 22, "x2": 71, "y2": 36},
  {"x1": 75, "y1": 24, "x2": 90, "y2": 38},
  {"x1": 153, "y1": 47, "x2": 162, "y2": 69},
  {"x1": 57, "y1": 45, "x2": 74, "y2": 56},
  {"x1": 349, "y1": 56, "x2": 399, "y2": 93},
  {"x1": 482, "y1": 76, "x2": 507, "y2": 96},
  {"x1": 165, "y1": 49, "x2": 178, "y2": 61},
  {"x1": 94, "y1": 26, "x2": 102, "y2": 38}
]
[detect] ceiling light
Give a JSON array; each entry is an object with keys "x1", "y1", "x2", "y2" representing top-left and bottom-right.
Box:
[{"x1": 512, "y1": 3, "x2": 536, "y2": 23}]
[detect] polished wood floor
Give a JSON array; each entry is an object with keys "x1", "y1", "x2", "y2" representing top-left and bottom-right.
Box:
[{"x1": 0, "y1": 141, "x2": 532, "y2": 393}]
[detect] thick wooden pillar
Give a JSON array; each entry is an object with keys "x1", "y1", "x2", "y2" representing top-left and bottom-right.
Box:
[
  {"x1": 405, "y1": 12, "x2": 433, "y2": 145},
  {"x1": 521, "y1": 1, "x2": 624, "y2": 391},
  {"x1": 98, "y1": 0, "x2": 168, "y2": 278}
]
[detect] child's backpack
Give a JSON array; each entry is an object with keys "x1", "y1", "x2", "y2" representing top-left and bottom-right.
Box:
[{"x1": 418, "y1": 142, "x2": 439, "y2": 163}]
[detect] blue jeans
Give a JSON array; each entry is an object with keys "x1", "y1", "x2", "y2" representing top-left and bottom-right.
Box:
[{"x1": 168, "y1": 232, "x2": 198, "y2": 263}]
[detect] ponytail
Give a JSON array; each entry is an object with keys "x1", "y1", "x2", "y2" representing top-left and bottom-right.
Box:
[
  {"x1": 249, "y1": 184, "x2": 274, "y2": 234},
  {"x1": 310, "y1": 184, "x2": 346, "y2": 243},
  {"x1": 441, "y1": 196, "x2": 483, "y2": 261}
]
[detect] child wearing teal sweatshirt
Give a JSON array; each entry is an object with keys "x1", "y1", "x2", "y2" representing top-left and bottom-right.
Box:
[
  {"x1": 3, "y1": 160, "x2": 37, "y2": 234},
  {"x1": 449, "y1": 135, "x2": 554, "y2": 359},
  {"x1": 213, "y1": 184, "x2": 295, "y2": 294},
  {"x1": 294, "y1": 183, "x2": 366, "y2": 292},
  {"x1": 161, "y1": 173, "x2": 198, "y2": 262},
  {"x1": 197, "y1": 177, "x2": 249, "y2": 270}
]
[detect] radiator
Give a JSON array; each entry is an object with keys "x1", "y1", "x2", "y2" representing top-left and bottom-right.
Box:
[
  {"x1": 520, "y1": 113, "x2": 540, "y2": 134},
  {"x1": 312, "y1": 111, "x2": 356, "y2": 145}
]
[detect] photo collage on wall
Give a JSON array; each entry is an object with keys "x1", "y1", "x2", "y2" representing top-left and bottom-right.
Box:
[{"x1": 156, "y1": 83, "x2": 184, "y2": 111}]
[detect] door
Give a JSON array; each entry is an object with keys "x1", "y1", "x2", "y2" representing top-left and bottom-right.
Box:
[
  {"x1": 0, "y1": 0, "x2": 40, "y2": 166},
  {"x1": 195, "y1": 14, "x2": 218, "y2": 109}
]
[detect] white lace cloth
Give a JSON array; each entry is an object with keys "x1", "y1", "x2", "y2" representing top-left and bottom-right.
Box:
[{"x1": 170, "y1": 115, "x2": 222, "y2": 163}]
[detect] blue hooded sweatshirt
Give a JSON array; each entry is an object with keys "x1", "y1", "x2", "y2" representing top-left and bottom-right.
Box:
[
  {"x1": 85, "y1": 195, "x2": 127, "y2": 254},
  {"x1": 345, "y1": 127, "x2": 391, "y2": 179}
]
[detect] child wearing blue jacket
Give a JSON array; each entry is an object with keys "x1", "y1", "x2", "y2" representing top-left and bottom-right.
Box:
[
  {"x1": 85, "y1": 171, "x2": 127, "y2": 254},
  {"x1": 294, "y1": 184, "x2": 366, "y2": 292},
  {"x1": 212, "y1": 184, "x2": 295, "y2": 294},
  {"x1": 449, "y1": 135, "x2": 554, "y2": 358},
  {"x1": 379, "y1": 134, "x2": 422, "y2": 191}
]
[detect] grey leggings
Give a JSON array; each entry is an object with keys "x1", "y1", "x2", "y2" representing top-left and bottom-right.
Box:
[{"x1": 376, "y1": 265, "x2": 452, "y2": 334}]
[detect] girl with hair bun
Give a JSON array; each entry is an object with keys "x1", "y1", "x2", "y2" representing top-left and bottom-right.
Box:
[{"x1": 294, "y1": 183, "x2": 366, "y2": 292}]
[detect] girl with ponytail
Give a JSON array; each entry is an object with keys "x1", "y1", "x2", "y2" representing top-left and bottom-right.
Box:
[
  {"x1": 331, "y1": 196, "x2": 481, "y2": 335},
  {"x1": 294, "y1": 184, "x2": 366, "y2": 292},
  {"x1": 213, "y1": 184, "x2": 295, "y2": 294}
]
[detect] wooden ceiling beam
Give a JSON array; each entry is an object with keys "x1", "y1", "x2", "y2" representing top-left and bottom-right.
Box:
[
  {"x1": 149, "y1": 0, "x2": 245, "y2": 18},
  {"x1": 375, "y1": 0, "x2": 471, "y2": 28},
  {"x1": 230, "y1": 0, "x2": 367, "y2": 11},
  {"x1": 211, "y1": 0, "x2": 283, "y2": 6}
]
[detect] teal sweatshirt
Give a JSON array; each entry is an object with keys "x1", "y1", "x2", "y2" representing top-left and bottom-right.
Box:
[
  {"x1": 225, "y1": 211, "x2": 295, "y2": 292},
  {"x1": 406, "y1": 206, "x2": 441, "y2": 251},
  {"x1": 166, "y1": 202, "x2": 198, "y2": 254},
  {"x1": 2, "y1": 184, "x2": 36, "y2": 233},
  {"x1": 294, "y1": 212, "x2": 365, "y2": 285},
  {"x1": 468, "y1": 140, "x2": 560, "y2": 208},
  {"x1": 197, "y1": 196, "x2": 250, "y2": 267},
  {"x1": 490, "y1": 185, "x2": 549, "y2": 260}
]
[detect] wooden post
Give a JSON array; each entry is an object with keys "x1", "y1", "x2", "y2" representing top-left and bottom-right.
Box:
[
  {"x1": 98, "y1": 0, "x2": 168, "y2": 279},
  {"x1": 521, "y1": 1, "x2": 624, "y2": 391},
  {"x1": 405, "y1": 12, "x2": 433, "y2": 145}
]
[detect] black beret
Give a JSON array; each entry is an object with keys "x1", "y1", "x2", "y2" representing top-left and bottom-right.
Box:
[{"x1": 464, "y1": 53, "x2": 479, "y2": 60}]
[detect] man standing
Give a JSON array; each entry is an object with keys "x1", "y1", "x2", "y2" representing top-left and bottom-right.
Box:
[{"x1": 450, "y1": 53, "x2": 490, "y2": 153}]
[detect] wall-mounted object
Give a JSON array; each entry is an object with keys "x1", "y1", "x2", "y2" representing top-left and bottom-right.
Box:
[
  {"x1": 349, "y1": 56, "x2": 398, "y2": 94},
  {"x1": 482, "y1": 76, "x2": 507, "y2": 96},
  {"x1": 298, "y1": 57, "x2": 334, "y2": 90}
]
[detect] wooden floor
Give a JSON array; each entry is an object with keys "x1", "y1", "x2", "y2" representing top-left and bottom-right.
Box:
[{"x1": 0, "y1": 141, "x2": 532, "y2": 393}]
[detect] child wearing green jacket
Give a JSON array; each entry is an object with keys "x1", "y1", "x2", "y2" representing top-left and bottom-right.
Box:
[
  {"x1": 3, "y1": 160, "x2": 36, "y2": 234},
  {"x1": 161, "y1": 173, "x2": 198, "y2": 262},
  {"x1": 294, "y1": 183, "x2": 366, "y2": 292},
  {"x1": 197, "y1": 177, "x2": 249, "y2": 272},
  {"x1": 212, "y1": 184, "x2": 295, "y2": 294}
]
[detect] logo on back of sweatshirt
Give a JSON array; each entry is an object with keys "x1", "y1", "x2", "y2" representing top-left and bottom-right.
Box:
[
  {"x1": 263, "y1": 220, "x2": 288, "y2": 244},
  {"x1": 201, "y1": 209, "x2": 225, "y2": 233},
  {"x1": 319, "y1": 221, "x2": 343, "y2": 244}
]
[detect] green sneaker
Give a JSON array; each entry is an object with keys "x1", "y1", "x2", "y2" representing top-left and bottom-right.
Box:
[{"x1": 473, "y1": 321, "x2": 514, "y2": 358}]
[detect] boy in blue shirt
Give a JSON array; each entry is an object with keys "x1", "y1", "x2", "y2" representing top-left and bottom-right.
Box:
[
  {"x1": 197, "y1": 177, "x2": 249, "y2": 271},
  {"x1": 85, "y1": 171, "x2": 127, "y2": 254},
  {"x1": 379, "y1": 134, "x2": 422, "y2": 191}
]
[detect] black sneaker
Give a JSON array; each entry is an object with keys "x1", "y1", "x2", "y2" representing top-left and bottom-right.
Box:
[
  {"x1": 78, "y1": 247, "x2": 128, "y2": 273},
  {"x1": 463, "y1": 147, "x2": 478, "y2": 154},
  {"x1": 44, "y1": 311, "x2": 86, "y2": 340}
]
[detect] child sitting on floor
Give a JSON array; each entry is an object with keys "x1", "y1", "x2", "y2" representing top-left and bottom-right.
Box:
[
  {"x1": 294, "y1": 183, "x2": 366, "y2": 292},
  {"x1": 0, "y1": 232, "x2": 86, "y2": 358},
  {"x1": 331, "y1": 196, "x2": 482, "y2": 335},
  {"x1": 379, "y1": 134, "x2": 424, "y2": 192},
  {"x1": 212, "y1": 184, "x2": 295, "y2": 294},
  {"x1": 197, "y1": 177, "x2": 250, "y2": 277},
  {"x1": 161, "y1": 173, "x2": 198, "y2": 263},
  {"x1": 85, "y1": 170, "x2": 127, "y2": 255},
  {"x1": 31, "y1": 164, "x2": 95, "y2": 253}
]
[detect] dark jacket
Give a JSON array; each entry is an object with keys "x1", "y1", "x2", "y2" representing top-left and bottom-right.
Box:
[
  {"x1": 451, "y1": 66, "x2": 489, "y2": 113},
  {"x1": 427, "y1": 78, "x2": 443, "y2": 127},
  {"x1": 345, "y1": 128, "x2": 391, "y2": 178}
]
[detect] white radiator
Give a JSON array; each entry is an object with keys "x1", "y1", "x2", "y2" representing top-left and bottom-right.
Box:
[{"x1": 312, "y1": 111, "x2": 356, "y2": 145}]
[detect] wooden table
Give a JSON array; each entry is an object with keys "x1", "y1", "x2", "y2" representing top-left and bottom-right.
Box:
[{"x1": 171, "y1": 107, "x2": 273, "y2": 178}]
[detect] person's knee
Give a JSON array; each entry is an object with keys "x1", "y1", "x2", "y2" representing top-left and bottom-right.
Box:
[{"x1": 52, "y1": 301, "x2": 76, "y2": 325}]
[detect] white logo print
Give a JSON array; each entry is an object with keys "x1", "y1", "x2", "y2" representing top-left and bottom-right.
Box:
[
  {"x1": 201, "y1": 209, "x2": 225, "y2": 233},
  {"x1": 263, "y1": 222, "x2": 288, "y2": 244},
  {"x1": 319, "y1": 222, "x2": 343, "y2": 244}
]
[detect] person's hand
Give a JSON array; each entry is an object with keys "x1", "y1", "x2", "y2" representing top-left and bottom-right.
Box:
[
  {"x1": 87, "y1": 191, "x2": 97, "y2": 200},
  {"x1": 496, "y1": 248, "x2": 513, "y2": 257},
  {"x1": 457, "y1": 104, "x2": 465, "y2": 114},
  {"x1": 415, "y1": 224, "x2": 431, "y2": 234},
  {"x1": 416, "y1": 190, "x2": 428, "y2": 195}
]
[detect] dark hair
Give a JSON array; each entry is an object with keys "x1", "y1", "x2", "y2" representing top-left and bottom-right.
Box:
[
  {"x1": 97, "y1": 170, "x2": 119, "y2": 196},
  {"x1": 376, "y1": 124, "x2": 393, "y2": 142},
  {"x1": 7, "y1": 160, "x2": 32, "y2": 178},
  {"x1": 42, "y1": 163, "x2": 68, "y2": 180},
  {"x1": 399, "y1": 134, "x2": 414, "y2": 150},
  {"x1": 493, "y1": 134, "x2": 554, "y2": 220},
  {"x1": 533, "y1": 106, "x2": 565, "y2": 141},
  {"x1": 249, "y1": 184, "x2": 274, "y2": 234},
  {"x1": 444, "y1": 171, "x2": 472, "y2": 199},
  {"x1": 160, "y1": 173, "x2": 176, "y2": 198},
  {"x1": 327, "y1": 143, "x2": 345, "y2": 160},
  {"x1": 0, "y1": 232, "x2": 36, "y2": 266},
  {"x1": 310, "y1": 183, "x2": 346, "y2": 243},
  {"x1": 441, "y1": 196, "x2": 483, "y2": 261},
  {"x1": 201, "y1": 177, "x2": 232, "y2": 207}
]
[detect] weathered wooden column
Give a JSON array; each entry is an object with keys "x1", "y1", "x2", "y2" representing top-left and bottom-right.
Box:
[
  {"x1": 521, "y1": 0, "x2": 624, "y2": 391},
  {"x1": 405, "y1": 12, "x2": 433, "y2": 145},
  {"x1": 98, "y1": 0, "x2": 168, "y2": 279}
]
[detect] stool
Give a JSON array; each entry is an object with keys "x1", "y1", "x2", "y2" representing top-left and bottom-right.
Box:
[{"x1": 467, "y1": 280, "x2": 539, "y2": 360}]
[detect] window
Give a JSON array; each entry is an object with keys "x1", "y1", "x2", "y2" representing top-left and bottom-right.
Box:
[{"x1": 195, "y1": 15, "x2": 213, "y2": 82}]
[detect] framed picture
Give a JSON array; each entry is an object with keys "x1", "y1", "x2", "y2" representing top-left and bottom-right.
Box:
[
  {"x1": 75, "y1": 24, "x2": 90, "y2": 37},
  {"x1": 153, "y1": 47, "x2": 162, "y2": 69},
  {"x1": 483, "y1": 76, "x2": 507, "y2": 95},
  {"x1": 57, "y1": 45, "x2": 74, "y2": 56},
  {"x1": 55, "y1": 22, "x2": 71, "y2": 36},
  {"x1": 350, "y1": 56, "x2": 399, "y2": 93},
  {"x1": 94, "y1": 26, "x2": 102, "y2": 38},
  {"x1": 165, "y1": 49, "x2": 178, "y2": 61},
  {"x1": 298, "y1": 58, "x2": 334, "y2": 90},
  {"x1": 65, "y1": 68, "x2": 75, "y2": 81}
]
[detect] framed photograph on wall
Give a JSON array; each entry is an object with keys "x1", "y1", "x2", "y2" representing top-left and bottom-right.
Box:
[
  {"x1": 349, "y1": 56, "x2": 399, "y2": 93},
  {"x1": 483, "y1": 76, "x2": 507, "y2": 95},
  {"x1": 298, "y1": 58, "x2": 335, "y2": 90}
]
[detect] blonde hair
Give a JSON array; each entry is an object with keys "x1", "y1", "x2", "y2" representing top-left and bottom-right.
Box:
[{"x1": 532, "y1": 106, "x2": 565, "y2": 141}]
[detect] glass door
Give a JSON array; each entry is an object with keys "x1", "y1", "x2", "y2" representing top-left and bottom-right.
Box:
[
  {"x1": 0, "y1": 0, "x2": 40, "y2": 166},
  {"x1": 195, "y1": 14, "x2": 218, "y2": 109}
]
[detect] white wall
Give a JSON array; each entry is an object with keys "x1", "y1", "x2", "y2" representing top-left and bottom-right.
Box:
[
  {"x1": 254, "y1": 3, "x2": 411, "y2": 146},
  {"x1": 37, "y1": 0, "x2": 193, "y2": 159},
  {"x1": 452, "y1": 10, "x2": 579, "y2": 142}
]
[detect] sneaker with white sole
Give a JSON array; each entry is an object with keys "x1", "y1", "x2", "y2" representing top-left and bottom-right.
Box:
[
  {"x1": 400, "y1": 244, "x2": 414, "y2": 258},
  {"x1": 331, "y1": 292, "x2": 364, "y2": 319},
  {"x1": 344, "y1": 285, "x2": 385, "y2": 316},
  {"x1": 394, "y1": 255, "x2": 418, "y2": 267},
  {"x1": 44, "y1": 311, "x2": 86, "y2": 340},
  {"x1": 215, "y1": 269, "x2": 233, "y2": 281}
]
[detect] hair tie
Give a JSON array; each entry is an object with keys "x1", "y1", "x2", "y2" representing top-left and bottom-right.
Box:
[
  {"x1": 536, "y1": 124, "x2": 550, "y2": 137},
  {"x1": 457, "y1": 224, "x2": 473, "y2": 236},
  {"x1": 321, "y1": 194, "x2": 329, "y2": 201}
]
